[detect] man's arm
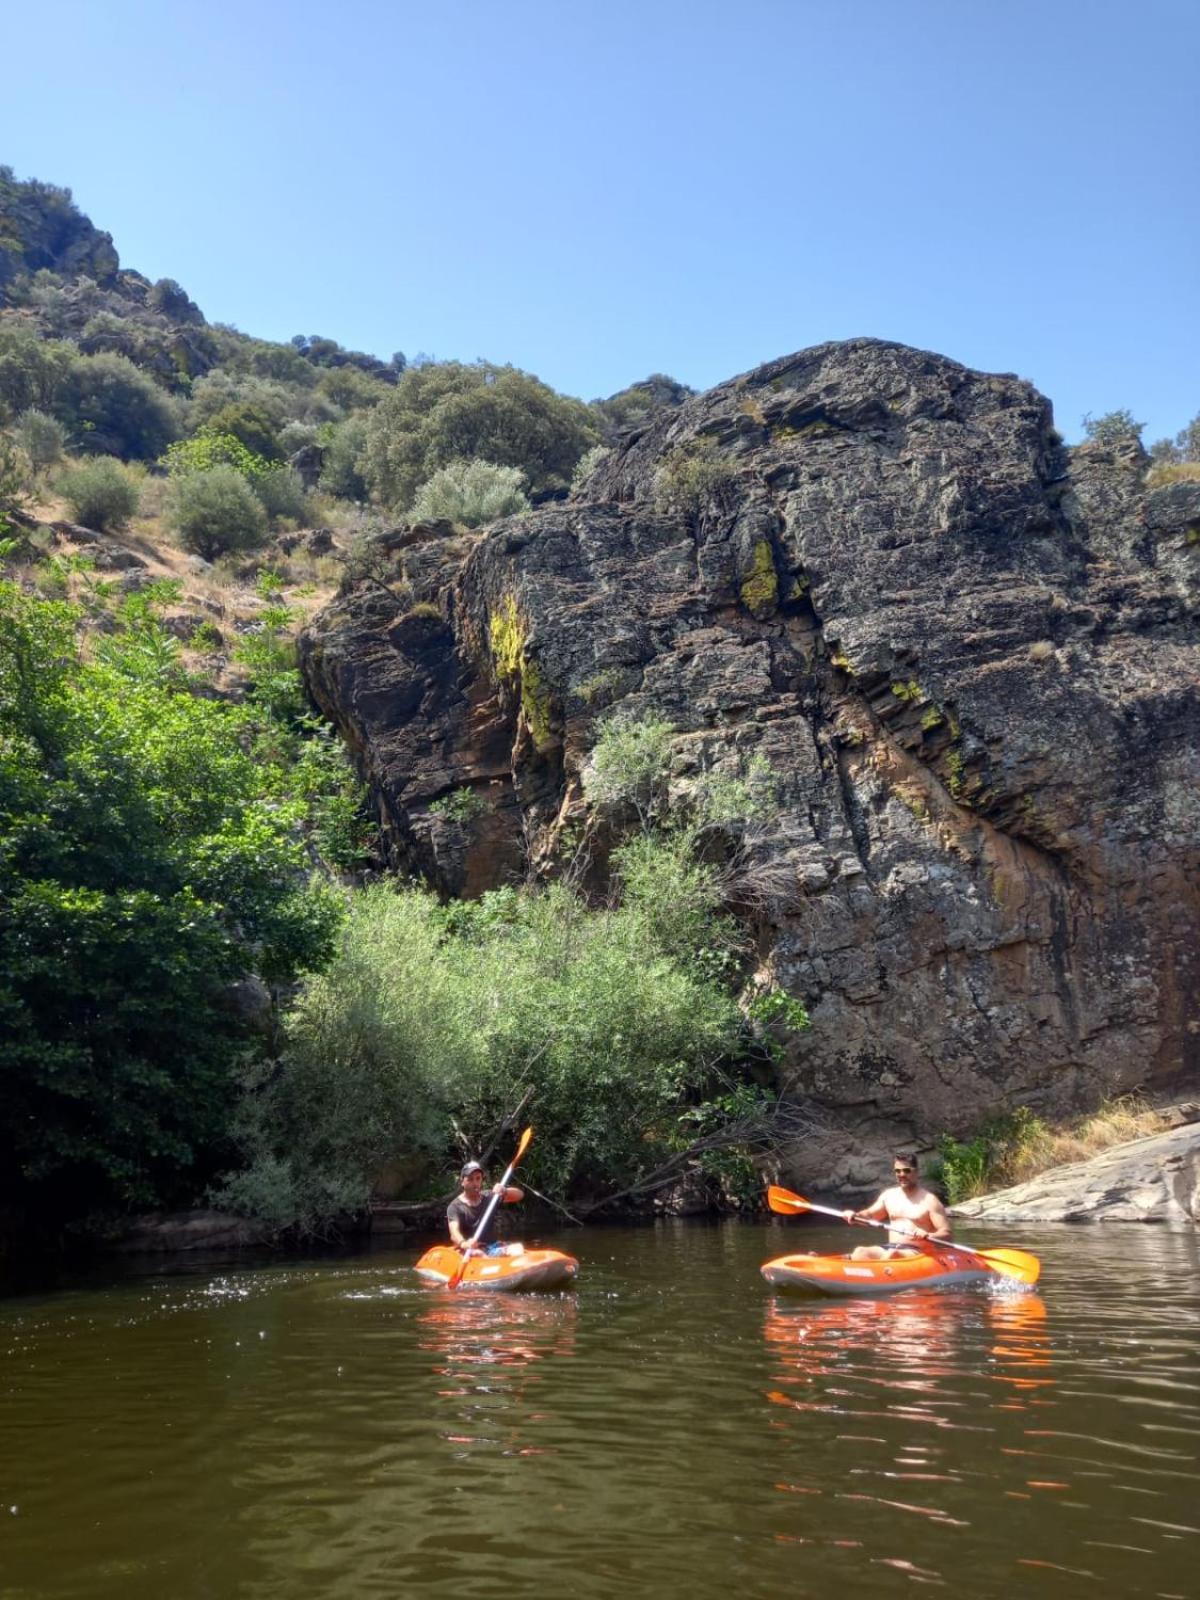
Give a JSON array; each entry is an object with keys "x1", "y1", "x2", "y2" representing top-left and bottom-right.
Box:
[
  {"x1": 922, "y1": 1191, "x2": 952, "y2": 1240},
  {"x1": 843, "y1": 1190, "x2": 889, "y2": 1225},
  {"x1": 498, "y1": 1184, "x2": 524, "y2": 1204}
]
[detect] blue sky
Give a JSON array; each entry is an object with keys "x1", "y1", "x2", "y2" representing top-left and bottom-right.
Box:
[{"x1": 3, "y1": 0, "x2": 1197, "y2": 442}]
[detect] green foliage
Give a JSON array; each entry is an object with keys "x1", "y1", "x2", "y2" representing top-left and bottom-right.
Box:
[
  {"x1": 233, "y1": 601, "x2": 304, "y2": 720},
  {"x1": 1149, "y1": 410, "x2": 1200, "y2": 466},
  {"x1": 0, "y1": 323, "x2": 74, "y2": 420},
  {"x1": 362, "y1": 360, "x2": 598, "y2": 511},
  {"x1": 217, "y1": 877, "x2": 743, "y2": 1229},
  {"x1": 429, "y1": 785, "x2": 487, "y2": 826},
  {"x1": 692, "y1": 753, "x2": 777, "y2": 827},
  {"x1": 1082, "y1": 409, "x2": 1144, "y2": 448},
  {"x1": 250, "y1": 464, "x2": 307, "y2": 526},
  {"x1": 591, "y1": 373, "x2": 693, "y2": 437},
  {"x1": 203, "y1": 400, "x2": 284, "y2": 461},
  {"x1": 318, "y1": 413, "x2": 370, "y2": 501},
  {"x1": 570, "y1": 443, "x2": 611, "y2": 495},
  {"x1": 611, "y1": 829, "x2": 733, "y2": 969},
  {"x1": 0, "y1": 434, "x2": 29, "y2": 518},
  {"x1": 0, "y1": 583, "x2": 341, "y2": 1221},
  {"x1": 411, "y1": 457, "x2": 529, "y2": 527},
  {"x1": 57, "y1": 352, "x2": 181, "y2": 460},
  {"x1": 57, "y1": 455, "x2": 141, "y2": 531},
  {"x1": 583, "y1": 711, "x2": 675, "y2": 829},
  {"x1": 166, "y1": 464, "x2": 268, "y2": 560},
  {"x1": 161, "y1": 430, "x2": 269, "y2": 480},
  {"x1": 932, "y1": 1108, "x2": 1040, "y2": 1204},
  {"x1": 653, "y1": 437, "x2": 737, "y2": 518},
  {"x1": 14, "y1": 408, "x2": 66, "y2": 472}
]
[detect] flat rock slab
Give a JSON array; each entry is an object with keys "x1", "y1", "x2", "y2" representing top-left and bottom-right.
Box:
[{"x1": 952, "y1": 1120, "x2": 1200, "y2": 1225}]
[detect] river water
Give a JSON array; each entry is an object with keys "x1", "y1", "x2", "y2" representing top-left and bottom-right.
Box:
[{"x1": 2, "y1": 1219, "x2": 1198, "y2": 1599}]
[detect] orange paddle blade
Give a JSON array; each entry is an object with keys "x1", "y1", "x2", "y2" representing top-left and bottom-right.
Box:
[
  {"x1": 515, "y1": 1125, "x2": 534, "y2": 1162},
  {"x1": 767, "y1": 1185, "x2": 812, "y2": 1214},
  {"x1": 969, "y1": 1248, "x2": 1041, "y2": 1287}
]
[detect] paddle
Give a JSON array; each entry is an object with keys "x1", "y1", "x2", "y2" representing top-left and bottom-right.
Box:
[
  {"x1": 448, "y1": 1126, "x2": 534, "y2": 1289},
  {"x1": 766, "y1": 1184, "x2": 1041, "y2": 1286}
]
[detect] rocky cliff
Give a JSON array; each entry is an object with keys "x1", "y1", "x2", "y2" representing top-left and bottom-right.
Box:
[{"x1": 300, "y1": 339, "x2": 1200, "y2": 1189}]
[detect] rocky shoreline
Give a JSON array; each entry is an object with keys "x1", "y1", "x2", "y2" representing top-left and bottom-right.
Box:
[{"x1": 952, "y1": 1104, "x2": 1200, "y2": 1225}]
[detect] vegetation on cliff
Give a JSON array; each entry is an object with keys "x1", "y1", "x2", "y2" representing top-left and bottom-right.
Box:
[{"x1": 0, "y1": 582, "x2": 347, "y2": 1223}]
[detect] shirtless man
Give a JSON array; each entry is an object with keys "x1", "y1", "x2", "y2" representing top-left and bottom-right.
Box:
[
  {"x1": 842, "y1": 1154, "x2": 952, "y2": 1260},
  {"x1": 446, "y1": 1160, "x2": 525, "y2": 1259}
]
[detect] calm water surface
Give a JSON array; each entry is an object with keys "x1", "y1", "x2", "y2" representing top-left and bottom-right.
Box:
[{"x1": 2, "y1": 1220, "x2": 1198, "y2": 1599}]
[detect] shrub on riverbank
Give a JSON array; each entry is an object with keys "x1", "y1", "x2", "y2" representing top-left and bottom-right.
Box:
[
  {"x1": 214, "y1": 869, "x2": 749, "y2": 1233},
  {"x1": 934, "y1": 1098, "x2": 1172, "y2": 1203},
  {"x1": 0, "y1": 583, "x2": 343, "y2": 1222}
]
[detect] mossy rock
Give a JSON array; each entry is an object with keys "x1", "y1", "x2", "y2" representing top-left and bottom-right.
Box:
[{"x1": 739, "y1": 539, "x2": 778, "y2": 618}]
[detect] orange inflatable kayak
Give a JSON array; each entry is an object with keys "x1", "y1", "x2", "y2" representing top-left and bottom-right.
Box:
[
  {"x1": 414, "y1": 1244, "x2": 579, "y2": 1292},
  {"x1": 761, "y1": 1244, "x2": 1000, "y2": 1296}
]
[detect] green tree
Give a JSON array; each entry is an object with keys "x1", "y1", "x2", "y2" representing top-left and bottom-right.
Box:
[
  {"x1": 1082, "y1": 409, "x2": 1144, "y2": 448},
  {"x1": 203, "y1": 400, "x2": 284, "y2": 461},
  {"x1": 57, "y1": 352, "x2": 181, "y2": 459},
  {"x1": 0, "y1": 324, "x2": 74, "y2": 420},
  {"x1": 362, "y1": 361, "x2": 598, "y2": 510},
  {"x1": 318, "y1": 414, "x2": 370, "y2": 501},
  {"x1": 0, "y1": 583, "x2": 340, "y2": 1222},
  {"x1": 166, "y1": 464, "x2": 268, "y2": 559}
]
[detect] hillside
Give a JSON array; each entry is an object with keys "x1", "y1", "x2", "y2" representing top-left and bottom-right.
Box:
[{"x1": 3, "y1": 167, "x2": 1197, "y2": 1239}]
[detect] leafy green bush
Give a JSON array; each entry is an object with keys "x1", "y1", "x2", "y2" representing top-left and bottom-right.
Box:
[
  {"x1": 15, "y1": 409, "x2": 66, "y2": 472},
  {"x1": 57, "y1": 455, "x2": 141, "y2": 530},
  {"x1": 318, "y1": 414, "x2": 370, "y2": 501},
  {"x1": 657, "y1": 438, "x2": 734, "y2": 512},
  {"x1": 251, "y1": 464, "x2": 307, "y2": 526},
  {"x1": 166, "y1": 464, "x2": 268, "y2": 559},
  {"x1": 203, "y1": 400, "x2": 283, "y2": 461},
  {"x1": 0, "y1": 583, "x2": 341, "y2": 1222},
  {"x1": 570, "y1": 443, "x2": 610, "y2": 495},
  {"x1": 0, "y1": 435, "x2": 29, "y2": 518},
  {"x1": 653, "y1": 438, "x2": 738, "y2": 518},
  {"x1": 216, "y1": 868, "x2": 746, "y2": 1231},
  {"x1": 57, "y1": 352, "x2": 181, "y2": 460},
  {"x1": 1082, "y1": 409, "x2": 1144, "y2": 448},
  {"x1": 161, "y1": 430, "x2": 269, "y2": 480},
  {"x1": 362, "y1": 360, "x2": 598, "y2": 510},
  {"x1": 582, "y1": 711, "x2": 675, "y2": 829},
  {"x1": 429, "y1": 785, "x2": 487, "y2": 826},
  {"x1": 0, "y1": 324, "x2": 74, "y2": 420},
  {"x1": 411, "y1": 457, "x2": 529, "y2": 527}
]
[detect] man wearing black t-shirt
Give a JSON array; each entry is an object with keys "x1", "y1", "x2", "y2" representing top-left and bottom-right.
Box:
[{"x1": 447, "y1": 1160, "x2": 525, "y2": 1258}]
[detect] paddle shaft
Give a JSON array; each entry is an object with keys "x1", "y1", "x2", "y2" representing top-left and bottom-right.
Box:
[
  {"x1": 794, "y1": 1193, "x2": 952, "y2": 1246},
  {"x1": 449, "y1": 1127, "x2": 533, "y2": 1289}
]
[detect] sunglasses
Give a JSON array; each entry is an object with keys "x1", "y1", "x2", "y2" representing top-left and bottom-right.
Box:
[{"x1": 893, "y1": 1166, "x2": 915, "y2": 1175}]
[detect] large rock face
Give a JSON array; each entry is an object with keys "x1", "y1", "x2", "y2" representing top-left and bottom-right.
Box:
[{"x1": 301, "y1": 340, "x2": 1200, "y2": 1188}]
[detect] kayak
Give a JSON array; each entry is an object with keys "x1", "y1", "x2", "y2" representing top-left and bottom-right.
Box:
[
  {"x1": 761, "y1": 1244, "x2": 1000, "y2": 1296},
  {"x1": 414, "y1": 1244, "x2": 579, "y2": 1292}
]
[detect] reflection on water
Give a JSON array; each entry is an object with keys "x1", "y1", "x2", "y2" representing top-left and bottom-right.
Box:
[{"x1": 1, "y1": 1223, "x2": 1198, "y2": 1599}]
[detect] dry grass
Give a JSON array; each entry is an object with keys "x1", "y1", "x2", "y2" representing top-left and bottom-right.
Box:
[
  {"x1": 1000, "y1": 1096, "x2": 1172, "y2": 1188},
  {"x1": 1145, "y1": 461, "x2": 1200, "y2": 489},
  {"x1": 937, "y1": 1095, "x2": 1173, "y2": 1203}
]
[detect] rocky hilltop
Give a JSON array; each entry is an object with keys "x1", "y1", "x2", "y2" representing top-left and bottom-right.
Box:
[{"x1": 301, "y1": 339, "x2": 1200, "y2": 1188}]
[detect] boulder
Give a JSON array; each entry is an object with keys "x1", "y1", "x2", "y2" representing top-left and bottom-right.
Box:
[
  {"x1": 300, "y1": 338, "x2": 1200, "y2": 1179},
  {"x1": 952, "y1": 1117, "x2": 1200, "y2": 1224},
  {"x1": 106, "y1": 1209, "x2": 273, "y2": 1253}
]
